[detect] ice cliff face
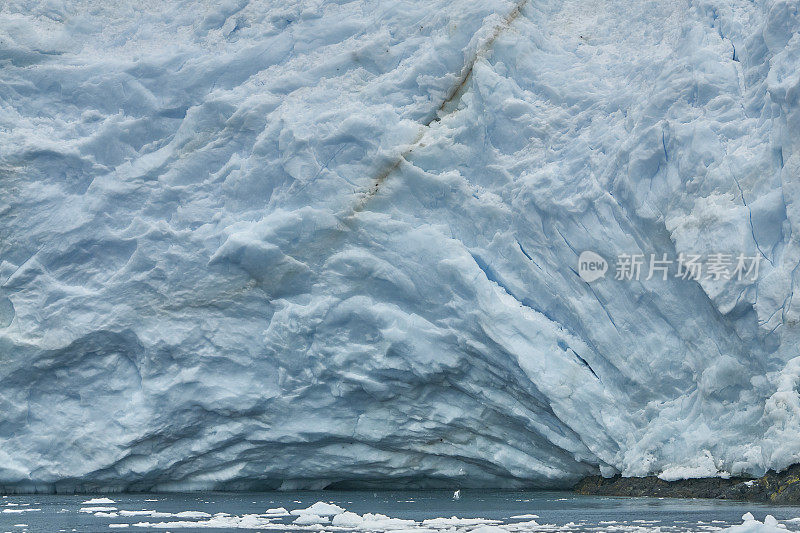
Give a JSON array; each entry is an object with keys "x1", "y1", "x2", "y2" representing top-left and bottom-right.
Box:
[{"x1": 0, "y1": 0, "x2": 799, "y2": 492}]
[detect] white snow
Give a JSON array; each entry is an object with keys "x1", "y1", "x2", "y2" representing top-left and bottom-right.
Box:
[{"x1": 0, "y1": 0, "x2": 799, "y2": 490}]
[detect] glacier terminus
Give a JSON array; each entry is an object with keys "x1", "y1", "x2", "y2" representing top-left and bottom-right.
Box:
[{"x1": 0, "y1": 0, "x2": 799, "y2": 493}]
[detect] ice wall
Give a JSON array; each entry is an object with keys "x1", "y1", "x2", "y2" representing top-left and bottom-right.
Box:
[{"x1": 0, "y1": 0, "x2": 798, "y2": 491}]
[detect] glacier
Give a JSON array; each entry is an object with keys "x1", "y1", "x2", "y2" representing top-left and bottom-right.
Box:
[{"x1": 0, "y1": 0, "x2": 799, "y2": 492}]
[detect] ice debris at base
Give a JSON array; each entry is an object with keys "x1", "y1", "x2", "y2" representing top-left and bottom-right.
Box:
[
  {"x1": 0, "y1": 497, "x2": 795, "y2": 532},
  {"x1": 74, "y1": 501, "x2": 800, "y2": 531},
  {"x1": 2, "y1": 0, "x2": 800, "y2": 489}
]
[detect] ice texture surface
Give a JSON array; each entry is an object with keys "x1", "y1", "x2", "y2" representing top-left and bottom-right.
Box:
[{"x1": 0, "y1": 0, "x2": 799, "y2": 491}]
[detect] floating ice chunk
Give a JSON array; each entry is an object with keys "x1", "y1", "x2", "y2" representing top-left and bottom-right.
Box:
[
  {"x1": 109, "y1": 526, "x2": 129, "y2": 529},
  {"x1": 2, "y1": 508, "x2": 40, "y2": 513},
  {"x1": 79, "y1": 507, "x2": 117, "y2": 513},
  {"x1": 173, "y1": 511, "x2": 212, "y2": 519},
  {"x1": 290, "y1": 502, "x2": 345, "y2": 516},
  {"x1": 117, "y1": 509, "x2": 211, "y2": 519},
  {"x1": 293, "y1": 513, "x2": 330, "y2": 525},
  {"x1": 510, "y1": 514, "x2": 539, "y2": 519},
  {"x1": 422, "y1": 516, "x2": 502, "y2": 527},
  {"x1": 82, "y1": 498, "x2": 116, "y2": 505},
  {"x1": 358, "y1": 512, "x2": 416, "y2": 529},
  {"x1": 331, "y1": 511, "x2": 364, "y2": 527},
  {"x1": 721, "y1": 513, "x2": 789, "y2": 532},
  {"x1": 264, "y1": 507, "x2": 289, "y2": 516},
  {"x1": 470, "y1": 527, "x2": 510, "y2": 533},
  {"x1": 132, "y1": 513, "x2": 275, "y2": 529}
]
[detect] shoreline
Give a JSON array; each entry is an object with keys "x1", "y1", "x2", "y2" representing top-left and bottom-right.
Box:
[{"x1": 573, "y1": 464, "x2": 800, "y2": 504}]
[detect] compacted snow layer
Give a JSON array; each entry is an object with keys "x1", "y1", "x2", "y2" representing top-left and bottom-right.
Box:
[{"x1": 0, "y1": 0, "x2": 799, "y2": 490}]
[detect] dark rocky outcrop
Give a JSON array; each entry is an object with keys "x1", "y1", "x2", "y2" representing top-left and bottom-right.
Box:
[{"x1": 574, "y1": 464, "x2": 800, "y2": 504}]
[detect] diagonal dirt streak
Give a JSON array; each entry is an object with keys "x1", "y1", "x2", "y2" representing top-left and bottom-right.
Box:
[
  {"x1": 212, "y1": 2, "x2": 534, "y2": 296},
  {"x1": 345, "y1": 0, "x2": 530, "y2": 218},
  {"x1": 209, "y1": 2, "x2": 532, "y2": 300}
]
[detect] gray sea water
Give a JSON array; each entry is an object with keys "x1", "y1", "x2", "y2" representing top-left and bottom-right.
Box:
[{"x1": 1, "y1": 490, "x2": 797, "y2": 533}]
